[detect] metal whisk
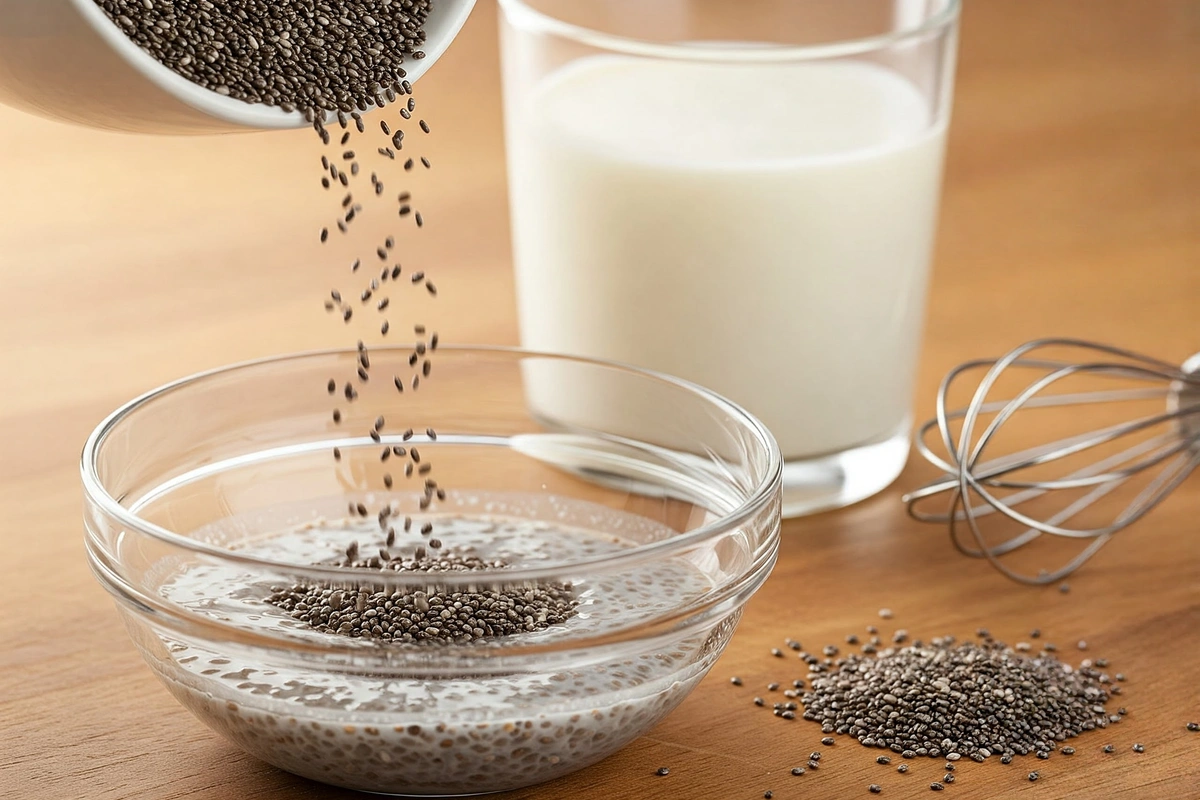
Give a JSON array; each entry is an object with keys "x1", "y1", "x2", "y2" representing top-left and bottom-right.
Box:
[{"x1": 904, "y1": 338, "x2": 1200, "y2": 584}]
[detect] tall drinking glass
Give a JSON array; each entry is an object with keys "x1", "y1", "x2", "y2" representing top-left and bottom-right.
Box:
[{"x1": 499, "y1": 0, "x2": 959, "y2": 517}]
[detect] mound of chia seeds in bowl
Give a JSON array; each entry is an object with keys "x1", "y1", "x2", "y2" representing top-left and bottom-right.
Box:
[{"x1": 266, "y1": 547, "x2": 579, "y2": 644}]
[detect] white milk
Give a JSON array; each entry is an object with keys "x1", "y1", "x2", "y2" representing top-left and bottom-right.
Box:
[{"x1": 506, "y1": 57, "x2": 947, "y2": 460}]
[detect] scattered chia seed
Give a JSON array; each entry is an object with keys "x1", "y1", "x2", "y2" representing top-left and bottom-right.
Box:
[
  {"x1": 896, "y1": 764, "x2": 908, "y2": 773},
  {"x1": 930, "y1": 783, "x2": 943, "y2": 791},
  {"x1": 730, "y1": 676, "x2": 743, "y2": 686},
  {"x1": 791, "y1": 767, "x2": 805, "y2": 776},
  {"x1": 1103, "y1": 744, "x2": 1114, "y2": 753},
  {"x1": 1132, "y1": 743, "x2": 1144, "y2": 753},
  {"x1": 869, "y1": 785, "x2": 882, "y2": 794},
  {"x1": 1028, "y1": 771, "x2": 1039, "y2": 782},
  {"x1": 655, "y1": 767, "x2": 670, "y2": 777}
]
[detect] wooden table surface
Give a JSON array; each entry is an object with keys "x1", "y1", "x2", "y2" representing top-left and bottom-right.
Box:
[{"x1": 2, "y1": 2, "x2": 1198, "y2": 798}]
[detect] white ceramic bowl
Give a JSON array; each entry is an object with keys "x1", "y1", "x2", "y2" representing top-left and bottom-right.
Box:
[{"x1": 0, "y1": 0, "x2": 475, "y2": 133}]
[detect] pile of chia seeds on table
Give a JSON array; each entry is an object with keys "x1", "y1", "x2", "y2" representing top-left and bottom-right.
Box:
[
  {"x1": 800, "y1": 638, "x2": 1113, "y2": 758},
  {"x1": 724, "y1": 613, "x2": 1154, "y2": 795}
]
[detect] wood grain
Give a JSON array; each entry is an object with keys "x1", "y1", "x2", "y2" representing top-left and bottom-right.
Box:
[{"x1": 1, "y1": 2, "x2": 1198, "y2": 799}]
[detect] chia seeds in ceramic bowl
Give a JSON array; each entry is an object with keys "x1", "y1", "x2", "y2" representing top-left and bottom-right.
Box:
[{"x1": 82, "y1": 347, "x2": 781, "y2": 795}]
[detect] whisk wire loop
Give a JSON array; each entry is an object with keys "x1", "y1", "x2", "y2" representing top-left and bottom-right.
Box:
[{"x1": 905, "y1": 338, "x2": 1200, "y2": 584}]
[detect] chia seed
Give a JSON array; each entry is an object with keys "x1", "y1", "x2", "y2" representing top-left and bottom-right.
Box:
[{"x1": 93, "y1": 0, "x2": 433, "y2": 115}]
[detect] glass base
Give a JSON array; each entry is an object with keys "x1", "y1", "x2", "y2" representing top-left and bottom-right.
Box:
[{"x1": 781, "y1": 424, "x2": 911, "y2": 518}]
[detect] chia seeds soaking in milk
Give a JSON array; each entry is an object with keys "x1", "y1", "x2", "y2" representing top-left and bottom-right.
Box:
[{"x1": 154, "y1": 494, "x2": 721, "y2": 794}]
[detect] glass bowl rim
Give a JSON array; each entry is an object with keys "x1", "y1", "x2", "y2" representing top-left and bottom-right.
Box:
[
  {"x1": 81, "y1": 344, "x2": 782, "y2": 583},
  {"x1": 497, "y1": 0, "x2": 960, "y2": 64}
]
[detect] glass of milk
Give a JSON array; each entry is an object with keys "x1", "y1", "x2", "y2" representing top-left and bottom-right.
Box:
[{"x1": 499, "y1": 0, "x2": 959, "y2": 517}]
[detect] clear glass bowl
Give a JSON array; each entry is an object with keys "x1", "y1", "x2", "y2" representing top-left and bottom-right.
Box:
[{"x1": 82, "y1": 347, "x2": 781, "y2": 796}]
